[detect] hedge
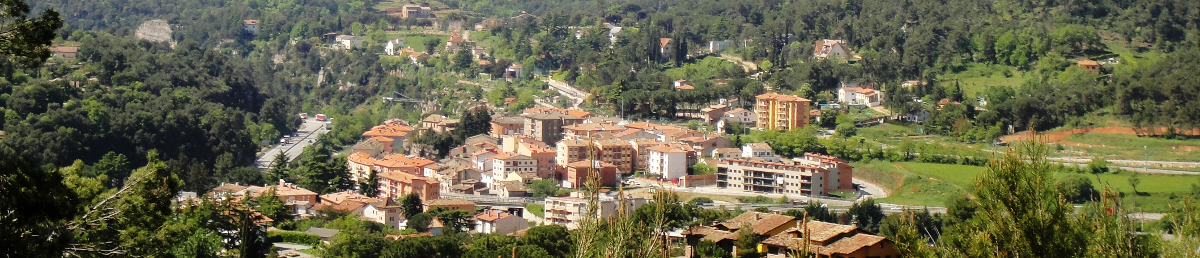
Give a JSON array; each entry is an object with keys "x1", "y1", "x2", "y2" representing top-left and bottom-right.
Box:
[{"x1": 267, "y1": 231, "x2": 322, "y2": 246}]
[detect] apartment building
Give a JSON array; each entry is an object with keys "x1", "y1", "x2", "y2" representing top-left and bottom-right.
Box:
[
  {"x1": 755, "y1": 93, "x2": 811, "y2": 131},
  {"x1": 544, "y1": 192, "x2": 648, "y2": 229},
  {"x1": 647, "y1": 145, "x2": 689, "y2": 180},
  {"x1": 594, "y1": 139, "x2": 634, "y2": 174},
  {"x1": 377, "y1": 171, "x2": 439, "y2": 201},
  {"x1": 488, "y1": 153, "x2": 537, "y2": 190},
  {"x1": 523, "y1": 108, "x2": 588, "y2": 145},
  {"x1": 556, "y1": 138, "x2": 592, "y2": 167},
  {"x1": 716, "y1": 158, "x2": 828, "y2": 196},
  {"x1": 795, "y1": 153, "x2": 855, "y2": 191}
]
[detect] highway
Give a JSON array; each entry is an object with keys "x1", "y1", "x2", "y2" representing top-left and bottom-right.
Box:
[{"x1": 254, "y1": 118, "x2": 330, "y2": 170}]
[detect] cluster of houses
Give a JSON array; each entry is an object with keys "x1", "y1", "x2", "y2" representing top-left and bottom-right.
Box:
[{"x1": 682, "y1": 212, "x2": 899, "y2": 258}]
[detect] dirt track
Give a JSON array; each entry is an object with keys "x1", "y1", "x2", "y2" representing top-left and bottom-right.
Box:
[{"x1": 1000, "y1": 126, "x2": 1200, "y2": 143}]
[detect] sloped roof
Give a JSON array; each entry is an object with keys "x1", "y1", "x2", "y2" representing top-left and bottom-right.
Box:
[
  {"x1": 756, "y1": 92, "x2": 811, "y2": 102},
  {"x1": 475, "y1": 209, "x2": 513, "y2": 222},
  {"x1": 425, "y1": 198, "x2": 476, "y2": 207}
]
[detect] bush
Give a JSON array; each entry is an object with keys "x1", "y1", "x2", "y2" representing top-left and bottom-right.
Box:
[
  {"x1": 268, "y1": 231, "x2": 322, "y2": 246},
  {"x1": 737, "y1": 195, "x2": 775, "y2": 204}
]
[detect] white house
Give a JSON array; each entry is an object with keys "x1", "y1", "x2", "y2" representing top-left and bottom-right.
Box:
[
  {"x1": 475, "y1": 210, "x2": 529, "y2": 235},
  {"x1": 742, "y1": 143, "x2": 779, "y2": 162},
  {"x1": 708, "y1": 40, "x2": 733, "y2": 53},
  {"x1": 385, "y1": 39, "x2": 405, "y2": 56},
  {"x1": 813, "y1": 39, "x2": 853, "y2": 60},
  {"x1": 336, "y1": 35, "x2": 364, "y2": 50},
  {"x1": 648, "y1": 145, "x2": 688, "y2": 180},
  {"x1": 837, "y1": 82, "x2": 882, "y2": 107},
  {"x1": 608, "y1": 27, "x2": 623, "y2": 46},
  {"x1": 362, "y1": 199, "x2": 403, "y2": 228}
]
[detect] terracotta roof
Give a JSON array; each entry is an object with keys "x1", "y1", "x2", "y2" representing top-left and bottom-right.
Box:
[
  {"x1": 623, "y1": 121, "x2": 678, "y2": 131},
  {"x1": 744, "y1": 143, "x2": 772, "y2": 150},
  {"x1": 321, "y1": 191, "x2": 380, "y2": 204},
  {"x1": 425, "y1": 198, "x2": 476, "y2": 207},
  {"x1": 660, "y1": 38, "x2": 672, "y2": 48},
  {"x1": 718, "y1": 212, "x2": 796, "y2": 235},
  {"x1": 243, "y1": 20, "x2": 260, "y2": 25},
  {"x1": 701, "y1": 104, "x2": 727, "y2": 112},
  {"x1": 507, "y1": 228, "x2": 530, "y2": 237},
  {"x1": 362, "y1": 122, "x2": 414, "y2": 138},
  {"x1": 756, "y1": 92, "x2": 811, "y2": 102},
  {"x1": 375, "y1": 154, "x2": 436, "y2": 169},
  {"x1": 348, "y1": 152, "x2": 375, "y2": 166},
  {"x1": 491, "y1": 116, "x2": 523, "y2": 124},
  {"x1": 821, "y1": 233, "x2": 887, "y2": 255},
  {"x1": 713, "y1": 148, "x2": 741, "y2": 153},
  {"x1": 475, "y1": 209, "x2": 513, "y2": 222},
  {"x1": 727, "y1": 108, "x2": 749, "y2": 114},
  {"x1": 801, "y1": 221, "x2": 860, "y2": 243},
  {"x1": 563, "y1": 122, "x2": 627, "y2": 132},
  {"x1": 567, "y1": 160, "x2": 616, "y2": 168},
  {"x1": 212, "y1": 183, "x2": 248, "y2": 193},
  {"x1": 377, "y1": 171, "x2": 436, "y2": 184},
  {"x1": 648, "y1": 145, "x2": 688, "y2": 153}
]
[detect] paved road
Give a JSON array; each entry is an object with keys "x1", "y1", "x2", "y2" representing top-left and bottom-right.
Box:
[
  {"x1": 545, "y1": 78, "x2": 588, "y2": 108},
  {"x1": 273, "y1": 243, "x2": 314, "y2": 258},
  {"x1": 853, "y1": 178, "x2": 890, "y2": 200},
  {"x1": 255, "y1": 118, "x2": 331, "y2": 170}
]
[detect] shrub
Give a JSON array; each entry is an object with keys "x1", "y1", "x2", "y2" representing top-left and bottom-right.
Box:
[{"x1": 267, "y1": 231, "x2": 322, "y2": 246}]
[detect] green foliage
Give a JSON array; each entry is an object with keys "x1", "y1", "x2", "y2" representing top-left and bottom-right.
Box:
[
  {"x1": 530, "y1": 179, "x2": 563, "y2": 198},
  {"x1": 835, "y1": 123, "x2": 857, "y2": 138},
  {"x1": 0, "y1": 0, "x2": 62, "y2": 68},
  {"x1": 696, "y1": 240, "x2": 731, "y2": 258},
  {"x1": 847, "y1": 198, "x2": 885, "y2": 233},
  {"x1": 1087, "y1": 158, "x2": 1110, "y2": 174},
  {"x1": 736, "y1": 195, "x2": 774, "y2": 204},
  {"x1": 1057, "y1": 174, "x2": 1100, "y2": 204},
  {"x1": 400, "y1": 193, "x2": 423, "y2": 217},
  {"x1": 747, "y1": 127, "x2": 824, "y2": 158},
  {"x1": 267, "y1": 231, "x2": 321, "y2": 246},
  {"x1": 248, "y1": 188, "x2": 292, "y2": 223},
  {"x1": 0, "y1": 155, "x2": 77, "y2": 256},
  {"x1": 691, "y1": 162, "x2": 716, "y2": 175},
  {"x1": 803, "y1": 202, "x2": 839, "y2": 223}
]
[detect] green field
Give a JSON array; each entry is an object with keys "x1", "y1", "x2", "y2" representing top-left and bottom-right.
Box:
[
  {"x1": 939, "y1": 63, "x2": 1032, "y2": 98},
  {"x1": 664, "y1": 56, "x2": 741, "y2": 81},
  {"x1": 525, "y1": 204, "x2": 545, "y2": 217},
  {"x1": 1059, "y1": 133, "x2": 1200, "y2": 162},
  {"x1": 855, "y1": 161, "x2": 1199, "y2": 212},
  {"x1": 383, "y1": 33, "x2": 450, "y2": 53}
]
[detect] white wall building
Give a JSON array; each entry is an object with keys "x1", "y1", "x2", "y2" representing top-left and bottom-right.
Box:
[{"x1": 648, "y1": 145, "x2": 688, "y2": 180}]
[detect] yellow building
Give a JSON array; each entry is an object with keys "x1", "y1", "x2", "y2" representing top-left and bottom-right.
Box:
[{"x1": 755, "y1": 93, "x2": 811, "y2": 131}]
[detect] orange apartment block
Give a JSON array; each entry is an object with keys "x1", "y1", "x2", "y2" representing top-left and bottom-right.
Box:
[
  {"x1": 755, "y1": 93, "x2": 811, "y2": 131},
  {"x1": 377, "y1": 170, "x2": 439, "y2": 201},
  {"x1": 561, "y1": 160, "x2": 619, "y2": 188},
  {"x1": 593, "y1": 139, "x2": 634, "y2": 174}
]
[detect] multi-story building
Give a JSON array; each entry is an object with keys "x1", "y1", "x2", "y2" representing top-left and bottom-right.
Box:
[
  {"x1": 716, "y1": 158, "x2": 828, "y2": 196},
  {"x1": 556, "y1": 138, "x2": 592, "y2": 167},
  {"x1": 377, "y1": 171, "x2": 439, "y2": 201},
  {"x1": 594, "y1": 139, "x2": 634, "y2": 174},
  {"x1": 755, "y1": 93, "x2": 811, "y2": 131},
  {"x1": 488, "y1": 153, "x2": 537, "y2": 190},
  {"x1": 544, "y1": 192, "x2": 648, "y2": 229},
  {"x1": 490, "y1": 116, "x2": 525, "y2": 137},
  {"x1": 523, "y1": 111, "x2": 585, "y2": 146},
  {"x1": 630, "y1": 139, "x2": 665, "y2": 172},
  {"x1": 647, "y1": 145, "x2": 689, "y2": 180},
  {"x1": 795, "y1": 153, "x2": 855, "y2": 191},
  {"x1": 561, "y1": 160, "x2": 619, "y2": 189},
  {"x1": 562, "y1": 122, "x2": 628, "y2": 139}
]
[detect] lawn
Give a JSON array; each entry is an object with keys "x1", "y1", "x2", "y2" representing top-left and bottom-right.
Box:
[
  {"x1": 856, "y1": 161, "x2": 1199, "y2": 212},
  {"x1": 1059, "y1": 133, "x2": 1200, "y2": 162},
  {"x1": 664, "y1": 56, "x2": 741, "y2": 81},
  {"x1": 857, "y1": 123, "x2": 921, "y2": 140},
  {"x1": 525, "y1": 204, "x2": 545, "y2": 217},
  {"x1": 384, "y1": 33, "x2": 450, "y2": 53},
  {"x1": 939, "y1": 63, "x2": 1031, "y2": 99}
]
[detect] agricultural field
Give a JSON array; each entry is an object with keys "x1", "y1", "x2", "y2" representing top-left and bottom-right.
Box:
[
  {"x1": 855, "y1": 161, "x2": 1199, "y2": 212},
  {"x1": 383, "y1": 33, "x2": 450, "y2": 53},
  {"x1": 938, "y1": 63, "x2": 1032, "y2": 98}
]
